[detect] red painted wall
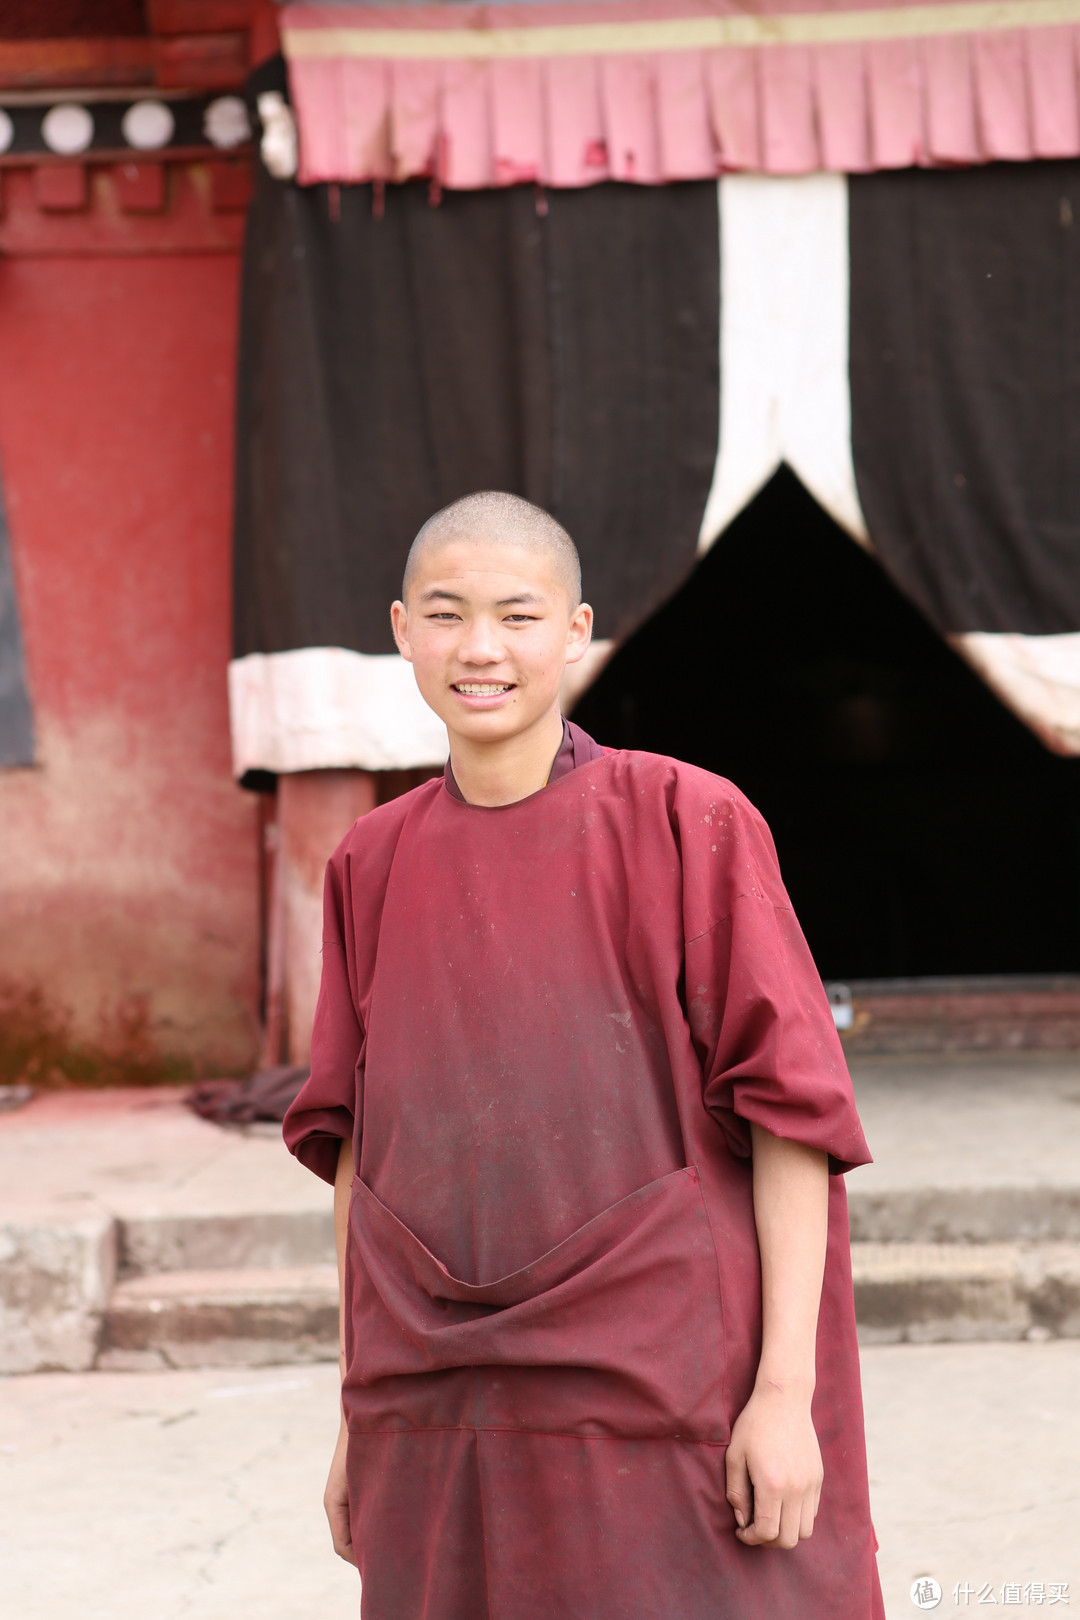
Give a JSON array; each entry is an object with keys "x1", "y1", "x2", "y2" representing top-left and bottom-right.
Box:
[{"x1": 0, "y1": 244, "x2": 260, "y2": 1072}]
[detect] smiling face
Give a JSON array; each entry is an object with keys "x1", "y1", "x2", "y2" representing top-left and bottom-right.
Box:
[{"x1": 390, "y1": 537, "x2": 593, "y2": 749}]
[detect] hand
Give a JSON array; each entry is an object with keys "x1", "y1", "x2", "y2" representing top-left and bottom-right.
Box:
[
  {"x1": 725, "y1": 1382, "x2": 823, "y2": 1549},
  {"x1": 324, "y1": 1418, "x2": 356, "y2": 1565}
]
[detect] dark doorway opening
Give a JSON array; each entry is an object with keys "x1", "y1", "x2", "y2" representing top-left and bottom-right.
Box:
[{"x1": 573, "y1": 468, "x2": 1080, "y2": 980}]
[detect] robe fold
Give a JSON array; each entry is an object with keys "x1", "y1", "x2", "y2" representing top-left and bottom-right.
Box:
[{"x1": 284, "y1": 734, "x2": 884, "y2": 1620}]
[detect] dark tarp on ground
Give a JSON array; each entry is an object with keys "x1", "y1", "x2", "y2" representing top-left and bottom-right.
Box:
[
  {"x1": 849, "y1": 158, "x2": 1080, "y2": 637},
  {"x1": 233, "y1": 171, "x2": 720, "y2": 657},
  {"x1": 186, "y1": 1065, "x2": 310, "y2": 1125},
  {"x1": 0, "y1": 459, "x2": 34, "y2": 768}
]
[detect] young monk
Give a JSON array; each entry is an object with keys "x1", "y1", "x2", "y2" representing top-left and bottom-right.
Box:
[{"x1": 283, "y1": 491, "x2": 884, "y2": 1620}]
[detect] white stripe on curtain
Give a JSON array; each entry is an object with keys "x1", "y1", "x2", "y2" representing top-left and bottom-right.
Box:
[
  {"x1": 698, "y1": 171, "x2": 868, "y2": 553},
  {"x1": 228, "y1": 647, "x2": 448, "y2": 775},
  {"x1": 227, "y1": 639, "x2": 618, "y2": 774},
  {"x1": 948, "y1": 632, "x2": 1080, "y2": 757}
]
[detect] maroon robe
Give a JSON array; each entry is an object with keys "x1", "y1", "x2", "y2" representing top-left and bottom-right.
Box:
[{"x1": 284, "y1": 729, "x2": 883, "y2": 1620}]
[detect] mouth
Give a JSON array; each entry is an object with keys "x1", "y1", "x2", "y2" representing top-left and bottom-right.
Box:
[{"x1": 449, "y1": 680, "x2": 517, "y2": 710}]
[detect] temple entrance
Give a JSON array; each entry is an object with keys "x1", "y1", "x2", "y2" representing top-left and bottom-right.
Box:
[{"x1": 573, "y1": 468, "x2": 1080, "y2": 980}]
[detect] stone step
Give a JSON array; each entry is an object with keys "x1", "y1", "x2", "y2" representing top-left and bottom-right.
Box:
[
  {"x1": 118, "y1": 1209, "x2": 335, "y2": 1276},
  {"x1": 852, "y1": 1242, "x2": 1080, "y2": 1344},
  {"x1": 98, "y1": 1265, "x2": 339, "y2": 1372},
  {"x1": 92, "y1": 1243, "x2": 1080, "y2": 1373},
  {"x1": 847, "y1": 1187, "x2": 1080, "y2": 1243},
  {"x1": 107, "y1": 1184, "x2": 1080, "y2": 1286}
]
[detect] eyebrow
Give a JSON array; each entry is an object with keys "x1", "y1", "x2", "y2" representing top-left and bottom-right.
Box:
[{"x1": 418, "y1": 589, "x2": 547, "y2": 607}]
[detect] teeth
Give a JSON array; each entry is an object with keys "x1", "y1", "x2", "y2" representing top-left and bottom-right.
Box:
[{"x1": 456, "y1": 683, "x2": 511, "y2": 695}]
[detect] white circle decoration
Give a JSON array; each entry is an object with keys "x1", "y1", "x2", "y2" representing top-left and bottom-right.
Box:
[
  {"x1": 42, "y1": 103, "x2": 94, "y2": 156},
  {"x1": 204, "y1": 96, "x2": 251, "y2": 150},
  {"x1": 0, "y1": 109, "x2": 14, "y2": 156},
  {"x1": 122, "y1": 99, "x2": 175, "y2": 152},
  {"x1": 257, "y1": 91, "x2": 298, "y2": 180},
  {"x1": 909, "y1": 1577, "x2": 943, "y2": 1610}
]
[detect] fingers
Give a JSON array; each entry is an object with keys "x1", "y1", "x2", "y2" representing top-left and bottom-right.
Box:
[
  {"x1": 324, "y1": 1425, "x2": 356, "y2": 1566},
  {"x1": 735, "y1": 1481, "x2": 782, "y2": 1547},
  {"x1": 736, "y1": 1485, "x2": 819, "y2": 1550},
  {"x1": 725, "y1": 1446, "x2": 753, "y2": 1532},
  {"x1": 325, "y1": 1493, "x2": 357, "y2": 1565}
]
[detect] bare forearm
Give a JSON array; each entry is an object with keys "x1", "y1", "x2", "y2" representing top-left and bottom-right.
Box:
[
  {"x1": 750, "y1": 1123, "x2": 828, "y2": 1393},
  {"x1": 724, "y1": 1126, "x2": 829, "y2": 1548},
  {"x1": 334, "y1": 1136, "x2": 353, "y2": 1392},
  {"x1": 324, "y1": 1136, "x2": 356, "y2": 1564}
]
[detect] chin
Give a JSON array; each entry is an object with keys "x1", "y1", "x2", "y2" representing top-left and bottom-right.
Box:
[
  {"x1": 453, "y1": 703, "x2": 557, "y2": 744},
  {"x1": 452, "y1": 708, "x2": 524, "y2": 739}
]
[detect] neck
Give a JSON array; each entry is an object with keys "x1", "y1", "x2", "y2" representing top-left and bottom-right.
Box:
[{"x1": 449, "y1": 706, "x2": 565, "y2": 806}]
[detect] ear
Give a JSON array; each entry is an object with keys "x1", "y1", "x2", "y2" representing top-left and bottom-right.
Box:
[
  {"x1": 564, "y1": 601, "x2": 594, "y2": 667},
  {"x1": 390, "y1": 600, "x2": 413, "y2": 663}
]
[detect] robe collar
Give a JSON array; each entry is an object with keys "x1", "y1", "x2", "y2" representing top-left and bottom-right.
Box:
[{"x1": 443, "y1": 718, "x2": 604, "y2": 803}]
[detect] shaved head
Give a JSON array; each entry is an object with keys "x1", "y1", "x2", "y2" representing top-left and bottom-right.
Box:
[{"x1": 403, "y1": 492, "x2": 581, "y2": 605}]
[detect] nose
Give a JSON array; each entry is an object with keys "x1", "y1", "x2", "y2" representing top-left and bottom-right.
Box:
[{"x1": 458, "y1": 615, "x2": 507, "y2": 667}]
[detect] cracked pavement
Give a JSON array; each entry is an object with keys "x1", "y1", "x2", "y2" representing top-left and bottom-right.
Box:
[
  {"x1": 0, "y1": 1344, "x2": 1077, "y2": 1618},
  {"x1": 0, "y1": 1362, "x2": 357, "y2": 1620},
  {"x1": 863, "y1": 1341, "x2": 1080, "y2": 1613}
]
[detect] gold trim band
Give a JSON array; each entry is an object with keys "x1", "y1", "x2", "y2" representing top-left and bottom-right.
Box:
[{"x1": 284, "y1": 1, "x2": 1080, "y2": 62}]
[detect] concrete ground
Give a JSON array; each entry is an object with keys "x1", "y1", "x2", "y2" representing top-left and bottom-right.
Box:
[
  {"x1": 1, "y1": 1342, "x2": 1077, "y2": 1620},
  {"x1": 0, "y1": 1084, "x2": 329, "y2": 1227},
  {"x1": 863, "y1": 1342, "x2": 1079, "y2": 1614},
  {"x1": 0, "y1": 1361, "x2": 356, "y2": 1620},
  {"x1": 849, "y1": 1053, "x2": 1080, "y2": 1239}
]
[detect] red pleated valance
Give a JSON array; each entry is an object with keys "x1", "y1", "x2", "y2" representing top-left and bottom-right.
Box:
[{"x1": 281, "y1": 0, "x2": 1080, "y2": 188}]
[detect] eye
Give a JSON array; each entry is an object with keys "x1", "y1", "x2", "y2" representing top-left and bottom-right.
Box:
[
  {"x1": 426, "y1": 611, "x2": 461, "y2": 621},
  {"x1": 504, "y1": 613, "x2": 539, "y2": 624}
]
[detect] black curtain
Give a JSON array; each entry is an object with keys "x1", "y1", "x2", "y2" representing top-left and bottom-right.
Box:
[
  {"x1": 850, "y1": 158, "x2": 1080, "y2": 636},
  {"x1": 234, "y1": 170, "x2": 720, "y2": 658}
]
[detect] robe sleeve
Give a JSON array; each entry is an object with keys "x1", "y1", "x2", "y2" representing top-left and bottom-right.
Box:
[
  {"x1": 282, "y1": 853, "x2": 363, "y2": 1184},
  {"x1": 679, "y1": 779, "x2": 871, "y2": 1175}
]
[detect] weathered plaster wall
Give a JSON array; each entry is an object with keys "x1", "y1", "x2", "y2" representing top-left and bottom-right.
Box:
[{"x1": 0, "y1": 252, "x2": 260, "y2": 1072}]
